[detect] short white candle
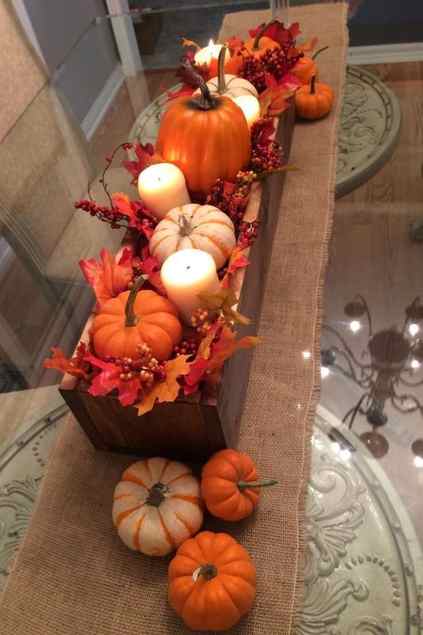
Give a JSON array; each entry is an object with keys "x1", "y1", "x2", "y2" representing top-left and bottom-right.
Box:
[
  {"x1": 161, "y1": 249, "x2": 220, "y2": 324},
  {"x1": 194, "y1": 39, "x2": 230, "y2": 67},
  {"x1": 138, "y1": 163, "x2": 190, "y2": 219},
  {"x1": 233, "y1": 94, "x2": 261, "y2": 128}
]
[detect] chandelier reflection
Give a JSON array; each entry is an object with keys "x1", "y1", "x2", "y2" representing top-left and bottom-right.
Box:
[{"x1": 321, "y1": 295, "x2": 423, "y2": 458}]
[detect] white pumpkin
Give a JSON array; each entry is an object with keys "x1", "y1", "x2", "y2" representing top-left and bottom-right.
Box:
[
  {"x1": 149, "y1": 204, "x2": 236, "y2": 269},
  {"x1": 205, "y1": 73, "x2": 258, "y2": 100},
  {"x1": 112, "y1": 457, "x2": 203, "y2": 557}
]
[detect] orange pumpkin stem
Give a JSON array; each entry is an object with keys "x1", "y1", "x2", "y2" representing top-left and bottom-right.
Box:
[
  {"x1": 311, "y1": 45, "x2": 329, "y2": 61},
  {"x1": 199, "y1": 564, "x2": 218, "y2": 581},
  {"x1": 238, "y1": 478, "x2": 278, "y2": 490},
  {"x1": 217, "y1": 46, "x2": 227, "y2": 94},
  {"x1": 253, "y1": 20, "x2": 276, "y2": 50},
  {"x1": 125, "y1": 275, "x2": 147, "y2": 327},
  {"x1": 310, "y1": 76, "x2": 317, "y2": 95},
  {"x1": 178, "y1": 214, "x2": 192, "y2": 237}
]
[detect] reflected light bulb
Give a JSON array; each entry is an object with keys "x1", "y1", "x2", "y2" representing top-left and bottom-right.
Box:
[
  {"x1": 411, "y1": 358, "x2": 421, "y2": 370},
  {"x1": 321, "y1": 366, "x2": 330, "y2": 379},
  {"x1": 349, "y1": 320, "x2": 362, "y2": 333},
  {"x1": 408, "y1": 322, "x2": 420, "y2": 337},
  {"x1": 413, "y1": 456, "x2": 423, "y2": 468},
  {"x1": 302, "y1": 350, "x2": 311, "y2": 360}
]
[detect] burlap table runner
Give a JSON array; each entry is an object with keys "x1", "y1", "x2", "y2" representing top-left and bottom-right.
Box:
[{"x1": 0, "y1": 5, "x2": 347, "y2": 633}]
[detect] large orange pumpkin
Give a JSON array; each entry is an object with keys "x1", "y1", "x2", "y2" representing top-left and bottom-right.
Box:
[
  {"x1": 92, "y1": 277, "x2": 182, "y2": 361},
  {"x1": 156, "y1": 69, "x2": 251, "y2": 196},
  {"x1": 201, "y1": 449, "x2": 277, "y2": 521},
  {"x1": 168, "y1": 531, "x2": 256, "y2": 631}
]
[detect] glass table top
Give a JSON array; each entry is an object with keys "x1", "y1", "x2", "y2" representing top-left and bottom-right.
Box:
[{"x1": 0, "y1": 1, "x2": 422, "y2": 631}]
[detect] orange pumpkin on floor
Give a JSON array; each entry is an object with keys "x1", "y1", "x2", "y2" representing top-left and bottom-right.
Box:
[
  {"x1": 168, "y1": 531, "x2": 256, "y2": 631},
  {"x1": 92, "y1": 277, "x2": 182, "y2": 361},
  {"x1": 113, "y1": 458, "x2": 203, "y2": 556},
  {"x1": 201, "y1": 449, "x2": 277, "y2": 521},
  {"x1": 295, "y1": 76, "x2": 334, "y2": 120},
  {"x1": 156, "y1": 65, "x2": 250, "y2": 196}
]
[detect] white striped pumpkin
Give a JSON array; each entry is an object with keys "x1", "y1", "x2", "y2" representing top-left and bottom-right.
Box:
[
  {"x1": 149, "y1": 204, "x2": 236, "y2": 269},
  {"x1": 112, "y1": 457, "x2": 203, "y2": 557}
]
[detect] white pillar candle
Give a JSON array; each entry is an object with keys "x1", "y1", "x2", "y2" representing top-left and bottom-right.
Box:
[
  {"x1": 138, "y1": 163, "x2": 190, "y2": 219},
  {"x1": 233, "y1": 94, "x2": 261, "y2": 128},
  {"x1": 194, "y1": 39, "x2": 230, "y2": 67},
  {"x1": 161, "y1": 249, "x2": 220, "y2": 324}
]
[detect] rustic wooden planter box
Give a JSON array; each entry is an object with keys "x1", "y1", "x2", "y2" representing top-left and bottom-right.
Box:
[{"x1": 60, "y1": 105, "x2": 295, "y2": 462}]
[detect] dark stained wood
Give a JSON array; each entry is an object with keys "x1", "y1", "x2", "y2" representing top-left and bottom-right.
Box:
[{"x1": 60, "y1": 104, "x2": 295, "y2": 462}]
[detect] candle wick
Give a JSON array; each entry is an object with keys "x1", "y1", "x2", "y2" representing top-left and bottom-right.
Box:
[{"x1": 186, "y1": 265, "x2": 191, "y2": 271}]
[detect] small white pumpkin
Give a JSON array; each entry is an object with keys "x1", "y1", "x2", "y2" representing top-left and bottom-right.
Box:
[
  {"x1": 204, "y1": 73, "x2": 258, "y2": 100},
  {"x1": 149, "y1": 203, "x2": 236, "y2": 269},
  {"x1": 112, "y1": 457, "x2": 203, "y2": 557}
]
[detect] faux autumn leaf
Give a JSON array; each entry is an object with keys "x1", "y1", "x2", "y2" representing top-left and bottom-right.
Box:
[
  {"x1": 79, "y1": 247, "x2": 133, "y2": 306},
  {"x1": 198, "y1": 288, "x2": 251, "y2": 326},
  {"x1": 43, "y1": 344, "x2": 89, "y2": 380},
  {"x1": 122, "y1": 142, "x2": 162, "y2": 184},
  {"x1": 112, "y1": 192, "x2": 156, "y2": 236},
  {"x1": 85, "y1": 354, "x2": 141, "y2": 407},
  {"x1": 137, "y1": 247, "x2": 166, "y2": 295},
  {"x1": 298, "y1": 37, "x2": 319, "y2": 54},
  {"x1": 207, "y1": 327, "x2": 259, "y2": 382},
  {"x1": 136, "y1": 355, "x2": 191, "y2": 416},
  {"x1": 181, "y1": 37, "x2": 200, "y2": 50},
  {"x1": 249, "y1": 21, "x2": 301, "y2": 47},
  {"x1": 226, "y1": 36, "x2": 244, "y2": 51},
  {"x1": 221, "y1": 247, "x2": 250, "y2": 289}
]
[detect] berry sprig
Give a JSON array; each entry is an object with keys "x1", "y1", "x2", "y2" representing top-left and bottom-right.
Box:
[
  {"x1": 103, "y1": 343, "x2": 166, "y2": 388},
  {"x1": 238, "y1": 220, "x2": 260, "y2": 248},
  {"x1": 239, "y1": 55, "x2": 267, "y2": 92},
  {"x1": 174, "y1": 338, "x2": 198, "y2": 358},
  {"x1": 191, "y1": 308, "x2": 213, "y2": 337}
]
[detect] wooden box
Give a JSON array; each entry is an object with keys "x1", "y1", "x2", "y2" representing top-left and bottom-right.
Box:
[{"x1": 60, "y1": 106, "x2": 295, "y2": 462}]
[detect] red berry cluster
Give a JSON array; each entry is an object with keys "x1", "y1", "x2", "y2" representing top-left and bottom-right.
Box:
[
  {"x1": 250, "y1": 140, "x2": 283, "y2": 174},
  {"x1": 238, "y1": 220, "x2": 260, "y2": 248},
  {"x1": 261, "y1": 46, "x2": 302, "y2": 80},
  {"x1": 206, "y1": 177, "x2": 252, "y2": 235},
  {"x1": 174, "y1": 338, "x2": 198, "y2": 358},
  {"x1": 239, "y1": 55, "x2": 267, "y2": 92},
  {"x1": 103, "y1": 343, "x2": 166, "y2": 387},
  {"x1": 75, "y1": 199, "x2": 128, "y2": 229}
]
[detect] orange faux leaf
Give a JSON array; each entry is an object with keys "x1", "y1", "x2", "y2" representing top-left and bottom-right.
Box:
[
  {"x1": 259, "y1": 87, "x2": 292, "y2": 117},
  {"x1": 43, "y1": 346, "x2": 89, "y2": 380},
  {"x1": 207, "y1": 327, "x2": 259, "y2": 382},
  {"x1": 136, "y1": 355, "x2": 191, "y2": 416},
  {"x1": 79, "y1": 247, "x2": 133, "y2": 306},
  {"x1": 182, "y1": 38, "x2": 200, "y2": 50}
]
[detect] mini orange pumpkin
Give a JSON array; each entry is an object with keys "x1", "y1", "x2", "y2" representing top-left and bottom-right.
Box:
[
  {"x1": 92, "y1": 277, "x2": 182, "y2": 361},
  {"x1": 201, "y1": 449, "x2": 277, "y2": 521},
  {"x1": 156, "y1": 65, "x2": 250, "y2": 196},
  {"x1": 295, "y1": 76, "x2": 334, "y2": 120},
  {"x1": 168, "y1": 531, "x2": 256, "y2": 631},
  {"x1": 245, "y1": 22, "x2": 279, "y2": 59},
  {"x1": 291, "y1": 46, "x2": 328, "y2": 84}
]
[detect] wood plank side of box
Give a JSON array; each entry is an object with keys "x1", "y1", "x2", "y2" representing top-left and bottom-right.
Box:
[{"x1": 60, "y1": 104, "x2": 295, "y2": 462}]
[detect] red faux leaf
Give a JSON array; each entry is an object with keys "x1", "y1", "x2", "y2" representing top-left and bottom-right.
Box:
[
  {"x1": 122, "y1": 143, "x2": 162, "y2": 184},
  {"x1": 85, "y1": 354, "x2": 141, "y2": 407},
  {"x1": 259, "y1": 84, "x2": 295, "y2": 117},
  {"x1": 226, "y1": 36, "x2": 244, "y2": 51},
  {"x1": 79, "y1": 247, "x2": 133, "y2": 306},
  {"x1": 112, "y1": 193, "x2": 156, "y2": 236},
  {"x1": 184, "y1": 357, "x2": 209, "y2": 396},
  {"x1": 249, "y1": 20, "x2": 301, "y2": 47},
  {"x1": 43, "y1": 345, "x2": 89, "y2": 380},
  {"x1": 138, "y1": 247, "x2": 166, "y2": 295},
  {"x1": 251, "y1": 117, "x2": 275, "y2": 147}
]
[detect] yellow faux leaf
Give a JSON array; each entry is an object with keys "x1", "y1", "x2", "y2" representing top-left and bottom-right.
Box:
[{"x1": 136, "y1": 355, "x2": 191, "y2": 416}]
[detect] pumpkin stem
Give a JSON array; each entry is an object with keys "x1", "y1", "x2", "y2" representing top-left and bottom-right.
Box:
[
  {"x1": 146, "y1": 482, "x2": 168, "y2": 507},
  {"x1": 178, "y1": 214, "x2": 192, "y2": 237},
  {"x1": 217, "y1": 46, "x2": 227, "y2": 94},
  {"x1": 199, "y1": 564, "x2": 218, "y2": 581},
  {"x1": 182, "y1": 60, "x2": 216, "y2": 111},
  {"x1": 253, "y1": 20, "x2": 276, "y2": 50},
  {"x1": 125, "y1": 275, "x2": 147, "y2": 327},
  {"x1": 311, "y1": 45, "x2": 329, "y2": 61},
  {"x1": 238, "y1": 479, "x2": 278, "y2": 490},
  {"x1": 310, "y1": 75, "x2": 317, "y2": 95}
]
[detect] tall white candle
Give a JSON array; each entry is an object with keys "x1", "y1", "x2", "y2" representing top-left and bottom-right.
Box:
[
  {"x1": 138, "y1": 163, "x2": 190, "y2": 219},
  {"x1": 194, "y1": 40, "x2": 230, "y2": 67},
  {"x1": 161, "y1": 249, "x2": 220, "y2": 324},
  {"x1": 233, "y1": 94, "x2": 261, "y2": 128}
]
